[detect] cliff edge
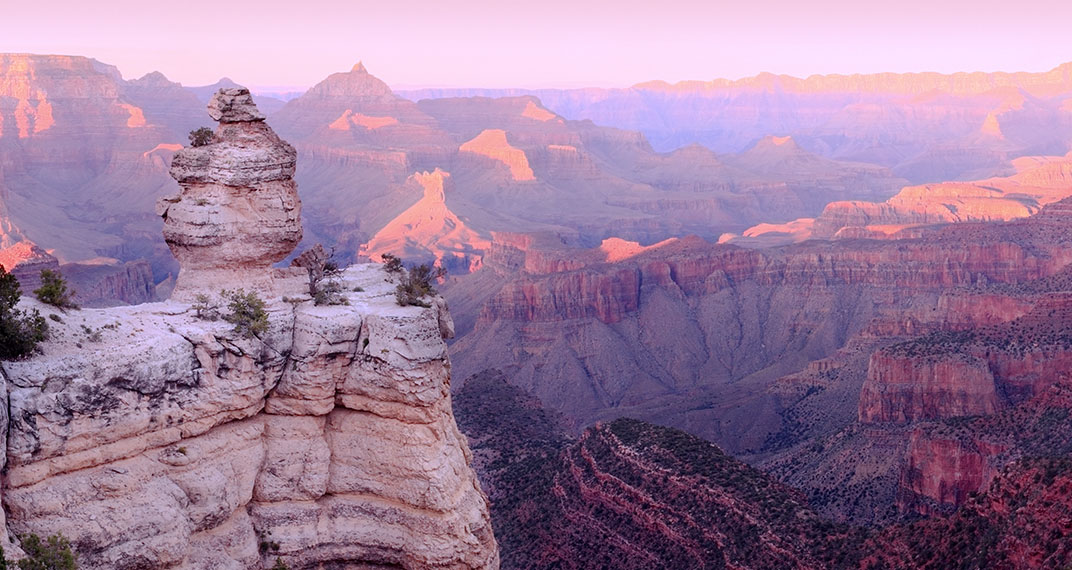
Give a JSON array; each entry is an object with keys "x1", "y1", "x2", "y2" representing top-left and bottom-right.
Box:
[{"x1": 0, "y1": 89, "x2": 498, "y2": 569}]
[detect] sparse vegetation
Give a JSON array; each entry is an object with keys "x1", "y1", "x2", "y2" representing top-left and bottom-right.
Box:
[
  {"x1": 257, "y1": 529, "x2": 281, "y2": 555},
  {"x1": 188, "y1": 127, "x2": 214, "y2": 147},
  {"x1": 34, "y1": 270, "x2": 78, "y2": 310},
  {"x1": 381, "y1": 253, "x2": 404, "y2": 275},
  {"x1": 15, "y1": 533, "x2": 77, "y2": 570},
  {"x1": 271, "y1": 559, "x2": 289, "y2": 570},
  {"x1": 292, "y1": 245, "x2": 348, "y2": 305},
  {"x1": 222, "y1": 289, "x2": 269, "y2": 338},
  {"x1": 395, "y1": 263, "x2": 446, "y2": 308},
  {"x1": 79, "y1": 325, "x2": 102, "y2": 343},
  {"x1": 191, "y1": 293, "x2": 221, "y2": 320},
  {"x1": 0, "y1": 267, "x2": 48, "y2": 360}
]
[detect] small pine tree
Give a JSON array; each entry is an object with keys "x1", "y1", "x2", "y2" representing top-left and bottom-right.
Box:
[
  {"x1": 271, "y1": 559, "x2": 289, "y2": 570},
  {"x1": 17, "y1": 533, "x2": 77, "y2": 570},
  {"x1": 188, "y1": 127, "x2": 214, "y2": 147},
  {"x1": 395, "y1": 263, "x2": 447, "y2": 308},
  {"x1": 191, "y1": 293, "x2": 220, "y2": 321},
  {"x1": 381, "y1": 254, "x2": 404, "y2": 275},
  {"x1": 33, "y1": 270, "x2": 78, "y2": 310},
  {"x1": 291, "y1": 245, "x2": 347, "y2": 305},
  {"x1": 221, "y1": 289, "x2": 269, "y2": 338},
  {"x1": 0, "y1": 267, "x2": 48, "y2": 359}
]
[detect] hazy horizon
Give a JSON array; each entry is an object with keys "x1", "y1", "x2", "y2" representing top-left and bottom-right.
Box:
[{"x1": 4, "y1": 0, "x2": 1072, "y2": 90}]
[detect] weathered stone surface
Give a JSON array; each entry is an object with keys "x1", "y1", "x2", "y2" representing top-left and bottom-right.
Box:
[
  {"x1": 159, "y1": 88, "x2": 302, "y2": 300},
  {"x1": 859, "y1": 352, "x2": 1003, "y2": 424},
  {"x1": 207, "y1": 88, "x2": 266, "y2": 123},
  {"x1": 0, "y1": 264, "x2": 498, "y2": 569}
]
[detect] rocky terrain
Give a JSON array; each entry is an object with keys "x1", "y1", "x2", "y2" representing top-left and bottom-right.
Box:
[
  {"x1": 1, "y1": 54, "x2": 918, "y2": 296},
  {"x1": 269, "y1": 63, "x2": 905, "y2": 268},
  {"x1": 735, "y1": 151, "x2": 1072, "y2": 246},
  {"x1": 0, "y1": 90, "x2": 497, "y2": 569},
  {"x1": 6, "y1": 52, "x2": 1072, "y2": 566},
  {"x1": 444, "y1": 196, "x2": 1072, "y2": 530},
  {"x1": 454, "y1": 370, "x2": 868, "y2": 570},
  {"x1": 448, "y1": 197, "x2": 1072, "y2": 432},
  {"x1": 858, "y1": 457, "x2": 1072, "y2": 569},
  {"x1": 402, "y1": 63, "x2": 1072, "y2": 182},
  {"x1": 454, "y1": 371, "x2": 1072, "y2": 569}
]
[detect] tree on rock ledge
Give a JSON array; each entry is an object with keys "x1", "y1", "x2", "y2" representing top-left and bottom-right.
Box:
[
  {"x1": 0, "y1": 267, "x2": 48, "y2": 359},
  {"x1": 188, "y1": 126, "x2": 214, "y2": 147}
]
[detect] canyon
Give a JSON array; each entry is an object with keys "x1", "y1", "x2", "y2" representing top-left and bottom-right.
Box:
[
  {"x1": 454, "y1": 370, "x2": 1072, "y2": 569},
  {"x1": 401, "y1": 63, "x2": 1072, "y2": 182},
  {"x1": 445, "y1": 195, "x2": 1072, "y2": 528},
  {"x1": 4, "y1": 51, "x2": 1072, "y2": 567},
  {"x1": 0, "y1": 89, "x2": 497, "y2": 568}
]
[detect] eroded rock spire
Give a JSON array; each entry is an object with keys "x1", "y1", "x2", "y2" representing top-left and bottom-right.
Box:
[{"x1": 158, "y1": 87, "x2": 302, "y2": 299}]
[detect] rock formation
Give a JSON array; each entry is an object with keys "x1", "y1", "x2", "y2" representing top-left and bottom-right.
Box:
[
  {"x1": 401, "y1": 62, "x2": 1072, "y2": 181},
  {"x1": 458, "y1": 130, "x2": 535, "y2": 181},
  {"x1": 454, "y1": 372, "x2": 867, "y2": 570},
  {"x1": 158, "y1": 88, "x2": 302, "y2": 300},
  {"x1": 862, "y1": 456, "x2": 1072, "y2": 569},
  {"x1": 0, "y1": 90, "x2": 498, "y2": 568},
  {"x1": 0, "y1": 54, "x2": 200, "y2": 272},
  {"x1": 359, "y1": 169, "x2": 491, "y2": 272}
]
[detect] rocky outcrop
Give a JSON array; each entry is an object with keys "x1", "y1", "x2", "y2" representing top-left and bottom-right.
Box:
[
  {"x1": 739, "y1": 152, "x2": 1072, "y2": 245},
  {"x1": 58, "y1": 260, "x2": 157, "y2": 306},
  {"x1": 458, "y1": 130, "x2": 535, "y2": 181},
  {"x1": 453, "y1": 375, "x2": 864, "y2": 570},
  {"x1": 862, "y1": 457, "x2": 1072, "y2": 569},
  {"x1": 0, "y1": 85, "x2": 497, "y2": 568},
  {"x1": 359, "y1": 169, "x2": 491, "y2": 272},
  {"x1": 158, "y1": 88, "x2": 302, "y2": 300},
  {"x1": 0, "y1": 240, "x2": 59, "y2": 289},
  {"x1": 1, "y1": 265, "x2": 497, "y2": 568},
  {"x1": 860, "y1": 292, "x2": 1072, "y2": 425},
  {"x1": 859, "y1": 352, "x2": 1002, "y2": 424},
  {"x1": 898, "y1": 430, "x2": 1007, "y2": 516}
]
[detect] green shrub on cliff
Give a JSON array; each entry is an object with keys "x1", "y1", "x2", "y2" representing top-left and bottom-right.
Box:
[
  {"x1": 380, "y1": 253, "x2": 404, "y2": 275},
  {"x1": 16, "y1": 533, "x2": 77, "y2": 569},
  {"x1": 188, "y1": 127, "x2": 214, "y2": 147},
  {"x1": 33, "y1": 270, "x2": 78, "y2": 310},
  {"x1": 394, "y1": 263, "x2": 446, "y2": 308},
  {"x1": 0, "y1": 267, "x2": 48, "y2": 360},
  {"x1": 222, "y1": 289, "x2": 269, "y2": 338}
]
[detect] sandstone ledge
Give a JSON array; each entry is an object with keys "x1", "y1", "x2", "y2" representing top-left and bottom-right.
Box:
[{"x1": 0, "y1": 263, "x2": 498, "y2": 569}]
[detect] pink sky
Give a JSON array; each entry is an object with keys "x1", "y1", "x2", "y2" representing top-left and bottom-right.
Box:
[{"x1": 4, "y1": 0, "x2": 1071, "y2": 89}]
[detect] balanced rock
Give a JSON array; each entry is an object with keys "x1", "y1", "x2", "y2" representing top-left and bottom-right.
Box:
[{"x1": 158, "y1": 88, "x2": 302, "y2": 300}]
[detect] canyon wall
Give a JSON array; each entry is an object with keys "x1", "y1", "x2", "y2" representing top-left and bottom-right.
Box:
[
  {"x1": 1, "y1": 265, "x2": 497, "y2": 569},
  {"x1": 0, "y1": 87, "x2": 498, "y2": 569}
]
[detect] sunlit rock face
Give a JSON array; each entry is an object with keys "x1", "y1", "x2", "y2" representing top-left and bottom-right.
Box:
[
  {"x1": 360, "y1": 169, "x2": 491, "y2": 272},
  {"x1": 459, "y1": 129, "x2": 535, "y2": 181},
  {"x1": 158, "y1": 88, "x2": 302, "y2": 300},
  {"x1": 1, "y1": 266, "x2": 498, "y2": 569},
  {"x1": 1, "y1": 83, "x2": 498, "y2": 565}
]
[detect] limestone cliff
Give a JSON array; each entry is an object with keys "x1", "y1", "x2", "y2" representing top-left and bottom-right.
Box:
[
  {"x1": 158, "y1": 88, "x2": 302, "y2": 300},
  {"x1": 0, "y1": 89, "x2": 498, "y2": 569}
]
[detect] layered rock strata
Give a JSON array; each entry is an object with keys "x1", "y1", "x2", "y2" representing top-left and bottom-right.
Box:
[
  {"x1": 0, "y1": 88, "x2": 497, "y2": 568},
  {"x1": 158, "y1": 88, "x2": 302, "y2": 300},
  {"x1": 1, "y1": 266, "x2": 497, "y2": 568}
]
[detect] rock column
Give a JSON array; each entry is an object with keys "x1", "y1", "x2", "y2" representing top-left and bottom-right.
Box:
[{"x1": 158, "y1": 88, "x2": 302, "y2": 300}]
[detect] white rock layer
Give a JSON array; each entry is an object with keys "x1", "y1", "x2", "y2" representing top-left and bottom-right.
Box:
[{"x1": 0, "y1": 262, "x2": 498, "y2": 569}]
